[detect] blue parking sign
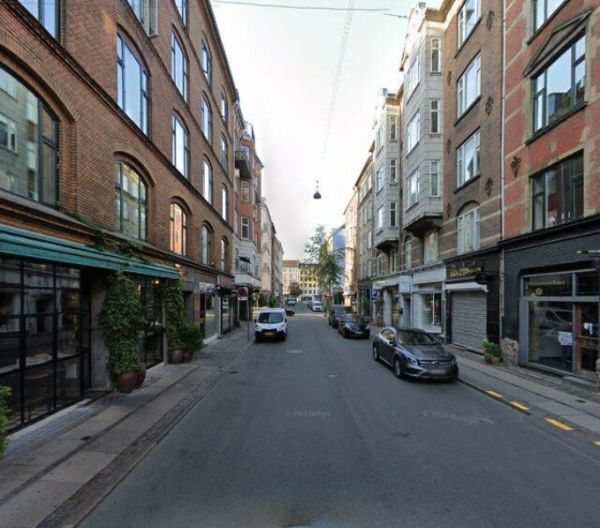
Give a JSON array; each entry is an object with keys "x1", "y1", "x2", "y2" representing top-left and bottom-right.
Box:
[{"x1": 370, "y1": 289, "x2": 379, "y2": 302}]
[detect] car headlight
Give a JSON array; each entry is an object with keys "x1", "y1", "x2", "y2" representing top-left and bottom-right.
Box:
[{"x1": 407, "y1": 356, "x2": 420, "y2": 366}]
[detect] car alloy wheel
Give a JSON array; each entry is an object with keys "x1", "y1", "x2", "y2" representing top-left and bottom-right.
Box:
[
  {"x1": 394, "y1": 357, "x2": 403, "y2": 379},
  {"x1": 372, "y1": 345, "x2": 379, "y2": 362}
]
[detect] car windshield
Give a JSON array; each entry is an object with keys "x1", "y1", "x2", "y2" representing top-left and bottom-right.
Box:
[
  {"x1": 333, "y1": 306, "x2": 345, "y2": 315},
  {"x1": 397, "y1": 330, "x2": 438, "y2": 346},
  {"x1": 258, "y1": 312, "x2": 284, "y2": 324},
  {"x1": 346, "y1": 315, "x2": 366, "y2": 324}
]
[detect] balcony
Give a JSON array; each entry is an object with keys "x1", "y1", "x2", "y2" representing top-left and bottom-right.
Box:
[
  {"x1": 375, "y1": 229, "x2": 400, "y2": 251},
  {"x1": 235, "y1": 148, "x2": 253, "y2": 179},
  {"x1": 403, "y1": 210, "x2": 443, "y2": 236}
]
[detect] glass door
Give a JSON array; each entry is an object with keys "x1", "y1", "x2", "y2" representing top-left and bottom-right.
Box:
[
  {"x1": 527, "y1": 301, "x2": 573, "y2": 372},
  {"x1": 575, "y1": 303, "x2": 599, "y2": 376}
]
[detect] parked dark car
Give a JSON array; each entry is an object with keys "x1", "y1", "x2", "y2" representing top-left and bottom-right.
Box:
[
  {"x1": 328, "y1": 305, "x2": 353, "y2": 328},
  {"x1": 338, "y1": 314, "x2": 370, "y2": 339},
  {"x1": 373, "y1": 327, "x2": 458, "y2": 380}
]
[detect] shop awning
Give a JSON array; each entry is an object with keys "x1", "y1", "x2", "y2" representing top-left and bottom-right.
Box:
[{"x1": 0, "y1": 225, "x2": 180, "y2": 280}]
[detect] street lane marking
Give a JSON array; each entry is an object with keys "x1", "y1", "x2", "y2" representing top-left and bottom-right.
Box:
[
  {"x1": 486, "y1": 391, "x2": 503, "y2": 399},
  {"x1": 510, "y1": 402, "x2": 530, "y2": 413},
  {"x1": 545, "y1": 418, "x2": 574, "y2": 431},
  {"x1": 594, "y1": 441, "x2": 600, "y2": 447}
]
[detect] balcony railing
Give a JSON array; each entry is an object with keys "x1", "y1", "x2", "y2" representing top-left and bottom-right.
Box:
[{"x1": 235, "y1": 148, "x2": 253, "y2": 179}]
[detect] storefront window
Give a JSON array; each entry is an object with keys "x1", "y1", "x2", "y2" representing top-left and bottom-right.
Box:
[
  {"x1": 528, "y1": 301, "x2": 573, "y2": 371},
  {"x1": 576, "y1": 271, "x2": 599, "y2": 297},
  {"x1": 137, "y1": 277, "x2": 164, "y2": 368},
  {"x1": 524, "y1": 273, "x2": 572, "y2": 297},
  {"x1": 0, "y1": 259, "x2": 90, "y2": 432},
  {"x1": 201, "y1": 294, "x2": 216, "y2": 339},
  {"x1": 421, "y1": 293, "x2": 442, "y2": 333}
]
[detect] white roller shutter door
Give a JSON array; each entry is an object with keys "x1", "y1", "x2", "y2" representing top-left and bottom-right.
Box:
[{"x1": 452, "y1": 292, "x2": 487, "y2": 352}]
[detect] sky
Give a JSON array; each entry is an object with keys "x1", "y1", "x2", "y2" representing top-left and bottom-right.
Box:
[{"x1": 212, "y1": 0, "x2": 441, "y2": 259}]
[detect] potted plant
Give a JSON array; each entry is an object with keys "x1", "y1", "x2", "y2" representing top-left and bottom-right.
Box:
[
  {"x1": 482, "y1": 339, "x2": 502, "y2": 365},
  {"x1": 99, "y1": 272, "x2": 144, "y2": 393},
  {"x1": 0, "y1": 385, "x2": 10, "y2": 460},
  {"x1": 164, "y1": 278, "x2": 186, "y2": 364},
  {"x1": 181, "y1": 323, "x2": 204, "y2": 362}
]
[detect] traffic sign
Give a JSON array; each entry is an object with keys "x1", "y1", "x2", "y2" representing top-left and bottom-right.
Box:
[
  {"x1": 370, "y1": 289, "x2": 379, "y2": 302},
  {"x1": 238, "y1": 287, "x2": 249, "y2": 301}
]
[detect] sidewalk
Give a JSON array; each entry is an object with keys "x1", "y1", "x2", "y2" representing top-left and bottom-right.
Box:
[
  {"x1": 0, "y1": 329, "x2": 253, "y2": 528},
  {"x1": 452, "y1": 346, "x2": 600, "y2": 438}
]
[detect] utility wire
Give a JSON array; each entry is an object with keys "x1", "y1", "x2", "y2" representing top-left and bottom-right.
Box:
[{"x1": 212, "y1": 0, "x2": 389, "y2": 12}]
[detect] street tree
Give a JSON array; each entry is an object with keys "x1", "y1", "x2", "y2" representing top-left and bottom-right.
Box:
[{"x1": 289, "y1": 282, "x2": 302, "y2": 298}]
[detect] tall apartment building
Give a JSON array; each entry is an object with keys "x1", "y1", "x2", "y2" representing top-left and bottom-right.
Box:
[
  {"x1": 343, "y1": 190, "x2": 358, "y2": 308},
  {"x1": 260, "y1": 197, "x2": 274, "y2": 297},
  {"x1": 233, "y1": 117, "x2": 262, "y2": 321},
  {"x1": 399, "y1": 4, "x2": 446, "y2": 335},
  {"x1": 327, "y1": 225, "x2": 346, "y2": 304},
  {"x1": 439, "y1": 0, "x2": 504, "y2": 352},
  {"x1": 502, "y1": 0, "x2": 600, "y2": 379},
  {"x1": 356, "y1": 151, "x2": 375, "y2": 316},
  {"x1": 0, "y1": 0, "x2": 239, "y2": 431},
  {"x1": 283, "y1": 259, "x2": 300, "y2": 295},
  {"x1": 299, "y1": 263, "x2": 319, "y2": 299},
  {"x1": 371, "y1": 88, "x2": 402, "y2": 325},
  {"x1": 272, "y1": 234, "x2": 284, "y2": 301}
]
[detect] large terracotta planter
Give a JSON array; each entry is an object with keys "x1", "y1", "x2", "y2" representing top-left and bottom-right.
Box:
[
  {"x1": 491, "y1": 356, "x2": 502, "y2": 365},
  {"x1": 183, "y1": 350, "x2": 193, "y2": 363},
  {"x1": 170, "y1": 349, "x2": 184, "y2": 364},
  {"x1": 117, "y1": 372, "x2": 138, "y2": 394},
  {"x1": 135, "y1": 364, "x2": 147, "y2": 389}
]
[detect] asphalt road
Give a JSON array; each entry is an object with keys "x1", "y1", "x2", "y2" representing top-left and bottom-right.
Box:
[{"x1": 81, "y1": 304, "x2": 600, "y2": 528}]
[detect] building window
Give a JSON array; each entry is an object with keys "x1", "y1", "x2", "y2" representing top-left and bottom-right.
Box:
[
  {"x1": 221, "y1": 135, "x2": 228, "y2": 169},
  {"x1": 533, "y1": 35, "x2": 585, "y2": 133},
  {"x1": 390, "y1": 159, "x2": 397, "y2": 183},
  {"x1": 430, "y1": 99, "x2": 440, "y2": 134},
  {"x1": 390, "y1": 202, "x2": 397, "y2": 227},
  {"x1": 221, "y1": 92, "x2": 228, "y2": 123},
  {"x1": 458, "y1": 0, "x2": 480, "y2": 47},
  {"x1": 221, "y1": 238, "x2": 229, "y2": 271},
  {"x1": 172, "y1": 115, "x2": 189, "y2": 177},
  {"x1": 202, "y1": 96, "x2": 213, "y2": 144},
  {"x1": 241, "y1": 216, "x2": 250, "y2": 239},
  {"x1": 117, "y1": 35, "x2": 149, "y2": 134},
  {"x1": 377, "y1": 126, "x2": 385, "y2": 151},
  {"x1": 408, "y1": 169, "x2": 420, "y2": 208},
  {"x1": 202, "y1": 40, "x2": 212, "y2": 85},
  {"x1": 534, "y1": 0, "x2": 565, "y2": 31},
  {"x1": 222, "y1": 185, "x2": 229, "y2": 222},
  {"x1": 0, "y1": 67, "x2": 58, "y2": 205},
  {"x1": 202, "y1": 159, "x2": 213, "y2": 205},
  {"x1": 405, "y1": 239, "x2": 412, "y2": 269},
  {"x1": 234, "y1": 209, "x2": 239, "y2": 236},
  {"x1": 201, "y1": 225, "x2": 213, "y2": 266},
  {"x1": 170, "y1": 203, "x2": 187, "y2": 256},
  {"x1": 19, "y1": 0, "x2": 59, "y2": 38},
  {"x1": 376, "y1": 167, "x2": 384, "y2": 192},
  {"x1": 390, "y1": 250, "x2": 397, "y2": 273},
  {"x1": 390, "y1": 116, "x2": 397, "y2": 141},
  {"x1": 241, "y1": 181, "x2": 250, "y2": 203},
  {"x1": 457, "y1": 55, "x2": 481, "y2": 116},
  {"x1": 532, "y1": 154, "x2": 583, "y2": 230},
  {"x1": 377, "y1": 254, "x2": 384, "y2": 276},
  {"x1": 457, "y1": 130, "x2": 480, "y2": 187},
  {"x1": 406, "y1": 110, "x2": 420, "y2": 153},
  {"x1": 175, "y1": 0, "x2": 187, "y2": 26},
  {"x1": 171, "y1": 32, "x2": 188, "y2": 101},
  {"x1": 406, "y1": 54, "x2": 421, "y2": 99},
  {"x1": 128, "y1": 0, "x2": 158, "y2": 36},
  {"x1": 376, "y1": 206, "x2": 384, "y2": 231},
  {"x1": 424, "y1": 231, "x2": 438, "y2": 263},
  {"x1": 367, "y1": 231, "x2": 372, "y2": 249},
  {"x1": 430, "y1": 160, "x2": 440, "y2": 197},
  {"x1": 458, "y1": 207, "x2": 480, "y2": 255},
  {"x1": 431, "y1": 38, "x2": 441, "y2": 73},
  {"x1": 115, "y1": 162, "x2": 148, "y2": 240}
]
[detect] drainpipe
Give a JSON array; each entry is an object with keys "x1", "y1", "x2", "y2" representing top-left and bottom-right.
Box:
[{"x1": 499, "y1": 0, "x2": 508, "y2": 341}]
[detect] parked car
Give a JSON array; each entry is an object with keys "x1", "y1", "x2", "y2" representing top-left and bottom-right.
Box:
[
  {"x1": 373, "y1": 327, "x2": 458, "y2": 380},
  {"x1": 255, "y1": 308, "x2": 288, "y2": 342},
  {"x1": 328, "y1": 305, "x2": 353, "y2": 328},
  {"x1": 338, "y1": 314, "x2": 370, "y2": 339},
  {"x1": 312, "y1": 301, "x2": 323, "y2": 312},
  {"x1": 286, "y1": 297, "x2": 297, "y2": 306}
]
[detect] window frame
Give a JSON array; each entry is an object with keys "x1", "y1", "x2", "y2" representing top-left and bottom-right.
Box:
[
  {"x1": 376, "y1": 167, "x2": 384, "y2": 192},
  {"x1": 407, "y1": 169, "x2": 420, "y2": 208},
  {"x1": 406, "y1": 110, "x2": 421, "y2": 153},
  {"x1": 202, "y1": 40, "x2": 212, "y2": 85},
  {"x1": 457, "y1": 0, "x2": 481, "y2": 48},
  {"x1": 390, "y1": 159, "x2": 397, "y2": 184},
  {"x1": 172, "y1": 115, "x2": 189, "y2": 178},
  {"x1": 115, "y1": 162, "x2": 148, "y2": 241},
  {"x1": 457, "y1": 207, "x2": 480, "y2": 255},
  {"x1": 221, "y1": 91, "x2": 229, "y2": 124},
  {"x1": 430, "y1": 99, "x2": 440, "y2": 134},
  {"x1": 376, "y1": 206, "x2": 384, "y2": 231},
  {"x1": 456, "y1": 129, "x2": 480, "y2": 187},
  {"x1": 430, "y1": 160, "x2": 441, "y2": 197},
  {"x1": 201, "y1": 224, "x2": 213, "y2": 266},
  {"x1": 241, "y1": 216, "x2": 250, "y2": 239},
  {"x1": 424, "y1": 231, "x2": 438, "y2": 264},
  {"x1": 170, "y1": 202, "x2": 188, "y2": 256},
  {"x1": 405, "y1": 239, "x2": 412, "y2": 269},
  {"x1": 390, "y1": 202, "x2": 397, "y2": 228},
  {"x1": 457, "y1": 54, "x2": 481, "y2": 117},
  {"x1": 202, "y1": 159, "x2": 214, "y2": 205},
  {"x1": 175, "y1": 0, "x2": 188, "y2": 27},
  {"x1": 117, "y1": 34, "x2": 149, "y2": 135},
  {"x1": 19, "y1": 0, "x2": 60, "y2": 39},
  {"x1": 171, "y1": 32, "x2": 188, "y2": 101},
  {"x1": 202, "y1": 96, "x2": 213, "y2": 144},
  {"x1": 390, "y1": 116, "x2": 397, "y2": 141},
  {"x1": 431, "y1": 38, "x2": 441, "y2": 73},
  {"x1": 221, "y1": 185, "x2": 229, "y2": 222}
]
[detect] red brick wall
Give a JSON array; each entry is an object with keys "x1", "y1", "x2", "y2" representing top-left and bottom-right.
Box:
[
  {"x1": 504, "y1": 0, "x2": 600, "y2": 238},
  {"x1": 0, "y1": 1, "x2": 236, "y2": 274}
]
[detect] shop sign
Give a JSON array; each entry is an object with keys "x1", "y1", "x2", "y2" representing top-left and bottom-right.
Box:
[
  {"x1": 448, "y1": 263, "x2": 483, "y2": 280},
  {"x1": 218, "y1": 276, "x2": 235, "y2": 289}
]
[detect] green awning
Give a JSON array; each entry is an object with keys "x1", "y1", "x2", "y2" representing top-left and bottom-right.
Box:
[{"x1": 0, "y1": 225, "x2": 180, "y2": 280}]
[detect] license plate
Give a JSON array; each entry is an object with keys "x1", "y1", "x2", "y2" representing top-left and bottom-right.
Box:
[{"x1": 264, "y1": 332, "x2": 275, "y2": 336}]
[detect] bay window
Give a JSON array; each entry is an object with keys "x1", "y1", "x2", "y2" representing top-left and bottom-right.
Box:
[
  {"x1": 406, "y1": 110, "x2": 420, "y2": 153},
  {"x1": 405, "y1": 54, "x2": 421, "y2": 99},
  {"x1": 457, "y1": 55, "x2": 481, "y2": 116},
  {"x1": 533, "y1": 36, "x2": 585, "y2": 133},
  {"x1": 376, "y1": 206, "x2": 384, "y2": 231},
  {"x1": 408, "y1": 169, "x2": 420, "y2": 208},
  {"x1": 457, "y1": 129, "x2": 480, "y2": 186},
  {"x1": 458, "y1": 207, "x2": 480, "y2": 255},
  {"x1": 531, "y1": 154, "x2": 583, "y2": 230},
  {"x1": 431, "y1": 38, "x2": 441, "y2": 73},
  {"x1": 376, "y1": 167, "x2": 384, "y2": 192}
]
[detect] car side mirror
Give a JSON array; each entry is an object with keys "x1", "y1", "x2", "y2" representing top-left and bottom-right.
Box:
[{"x1": 254, "y1": 318, "x2": 257, "y2": 323}]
